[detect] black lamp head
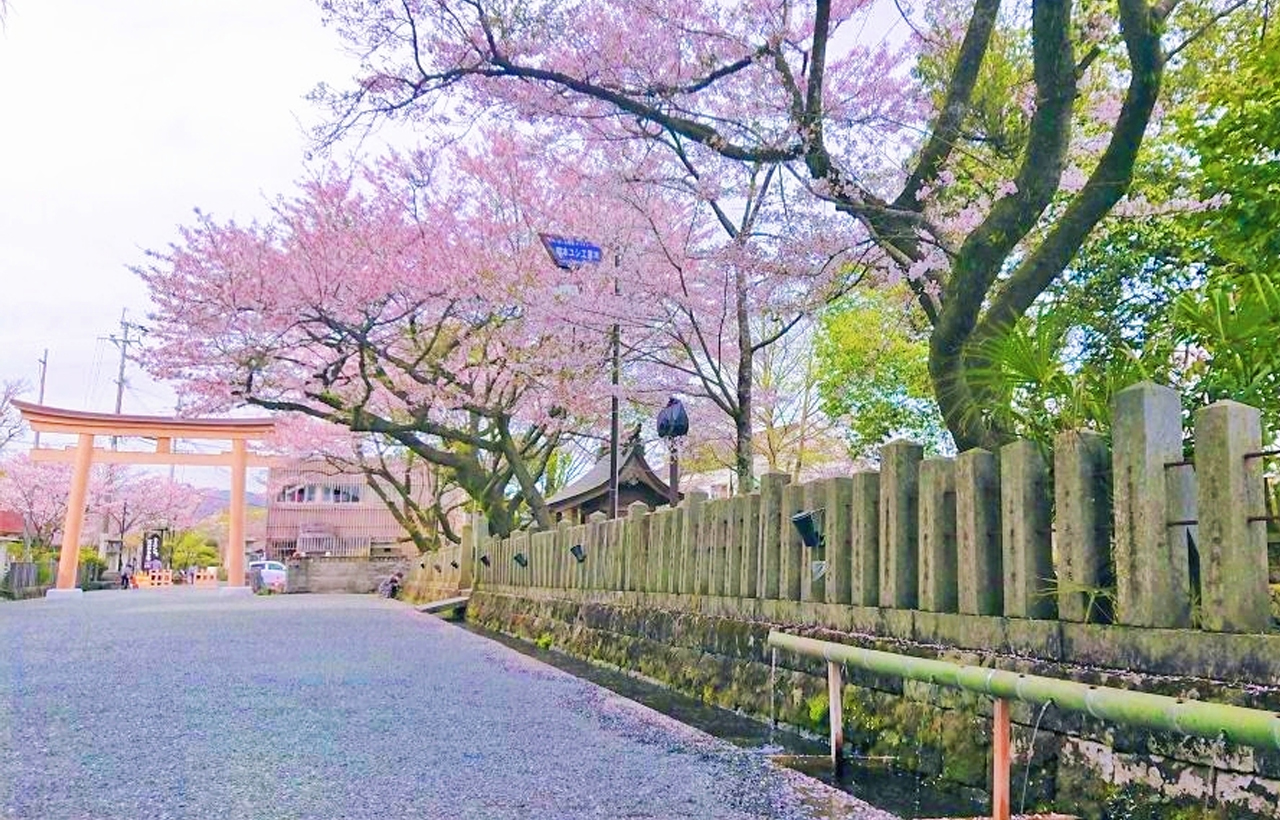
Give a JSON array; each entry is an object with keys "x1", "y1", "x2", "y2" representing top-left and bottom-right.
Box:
[
  {"x1": 790, "y1": 509, "x2": 824, "y2": 549},
  {"x1": 513, "y1": 552, "x2": 528, "y2": 568},
  {"x1": 479, "y1": 554, "x2": 491, "y2": 567},
  {"x1": 569, "y1": 543, "x2": 586, "y2": 563},
  {"x1": 656, "y1": 396, "x2": 689, "y2": 439}
]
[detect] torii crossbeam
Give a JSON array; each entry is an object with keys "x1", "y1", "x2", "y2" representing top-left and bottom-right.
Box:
[{"x1": 14, "y1": 401, "x2": 277, "y2": 597}]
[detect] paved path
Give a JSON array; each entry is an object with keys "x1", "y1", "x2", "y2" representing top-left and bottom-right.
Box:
[{"x1": 1, "y1": 590, "x2": 896, "y2": 820}]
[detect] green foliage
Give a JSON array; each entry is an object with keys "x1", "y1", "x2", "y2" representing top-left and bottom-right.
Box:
[
  {"x1": 168, "y1": 531, "x2": 221, "y2": 569},
  {"x1": 1169, "y1": 39, "x2": 1280, "y2": 435},
  {"x1": 815, "y1": 288, "x2": 950, "y2": 457},
  {"x1": 805, "y1": 691, "x2": 829, "y2": 732},
  {"x1": 1191, "y1": 40, "x2": 1280, "y2": 277},
  {"x1": 534, "y1": 633, "x2": 554, "y2": 651},
  {"x1": 78, "y1": 548, "x2": 106, "y2": 570},
  {"x1": 1175, "y1": 271, "x2": 1280, "y2": 434},
  {"x1": 965, "y1": 312, "x2": 1175, "y2": 446},
  {"x1": 900, "y1": 12, "x2": 1279, "y2": 447}
]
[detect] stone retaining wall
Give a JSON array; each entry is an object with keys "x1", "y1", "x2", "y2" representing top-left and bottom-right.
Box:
[
  {"x1": 471, "y1": 587, "x2": 1280, "y2": 819},
  {"x1": 286, "y1": 558, "x2": 406, "y2": 594}
]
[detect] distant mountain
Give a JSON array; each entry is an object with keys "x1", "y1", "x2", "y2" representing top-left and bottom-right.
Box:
[{"x1": 194, "y1": 488, "x2": 267, "y2": 521}]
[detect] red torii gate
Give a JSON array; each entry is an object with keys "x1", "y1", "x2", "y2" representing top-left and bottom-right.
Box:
[{"x1": 15, "y1": 401, "x2": 277, "y2": 598}]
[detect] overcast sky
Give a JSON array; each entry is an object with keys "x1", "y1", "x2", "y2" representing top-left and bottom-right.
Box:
[{"x1": 0, "y1": 0, "x2": 359, "y2": 432}]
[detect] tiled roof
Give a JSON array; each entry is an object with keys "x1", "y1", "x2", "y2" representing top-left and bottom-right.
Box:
[
  {"x1": 545, "y1": 440, "x2": 673, "y2": 509},
  {"x1": 0, "y1": 510, "x2": 24, "y2": 535}
]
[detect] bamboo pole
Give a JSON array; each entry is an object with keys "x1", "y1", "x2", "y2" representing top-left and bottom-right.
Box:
[{"x1": 767, "y1": 630, "x2": 1280, "y2": 751}]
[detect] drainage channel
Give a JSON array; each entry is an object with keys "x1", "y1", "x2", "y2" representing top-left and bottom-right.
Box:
[{"x1": 461, "y1": 623, "x2": 985, "y2": 819}]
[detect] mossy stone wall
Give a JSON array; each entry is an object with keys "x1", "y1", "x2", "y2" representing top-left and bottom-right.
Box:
[{"x1": 470, "y1": 587, "x2": 1280, "y2": 819}]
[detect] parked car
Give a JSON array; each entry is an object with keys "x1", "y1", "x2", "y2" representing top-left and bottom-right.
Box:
[{"x1": 248, "y1": 560, "x2": 287, "y2": 592}]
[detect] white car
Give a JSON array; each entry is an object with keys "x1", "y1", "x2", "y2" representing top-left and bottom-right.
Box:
[{"x1": 249, "y1": 560, "x2": 287, "y2": 592}]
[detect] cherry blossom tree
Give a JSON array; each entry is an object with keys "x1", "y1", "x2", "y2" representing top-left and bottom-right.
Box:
[
  {"x1": 0, "y1": 454, "x2": 202, "y2": 551},
  {"x1": 312, "y1": 0, "x2": 1242, "y2": 451},
  {"x1": 0, "y1": 454, "x2": 82, "y2": 548},
  {"x1": 615, "y1": 154, "x2": 866, "y2": 490},
  {"x1": 138, "y1": 144, "x2": 625, "y2": 536},
  {"x1": 95, "y1": 470, "x2": 204, "y2": 541},
  {"x1": 0, "y1": 379, "x2": 27, "y2": 452}
]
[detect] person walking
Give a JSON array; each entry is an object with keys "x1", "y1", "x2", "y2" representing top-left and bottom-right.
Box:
[{"x1": 120, "y1": 561, "x2": 134, "y2": 590}]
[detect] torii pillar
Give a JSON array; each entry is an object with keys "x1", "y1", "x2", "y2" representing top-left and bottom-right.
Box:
[{"x1": 15, "y1": 401, "x2": 276, "y2": 598}]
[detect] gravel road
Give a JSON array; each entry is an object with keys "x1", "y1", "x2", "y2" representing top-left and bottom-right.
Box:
[{"x1": 0, "y1": 590, "x2": 898, "y2": 820}]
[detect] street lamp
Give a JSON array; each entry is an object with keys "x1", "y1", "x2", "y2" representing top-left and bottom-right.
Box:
[
  {"x1": 538, "y1": 232, "x2": 621, "y2": 519},
  {"x1": 656, "y1": 396, "x2": 688, "y2": 507}
]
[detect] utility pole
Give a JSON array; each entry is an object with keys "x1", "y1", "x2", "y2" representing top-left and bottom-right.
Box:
[
  {"x1": 33, "y1": 348, "x2": 48, "y2": 448},
  {"x1": 104, "y1": 310, "x2": 145, "y2": 571},
  {"x1": 107, "y1": 309, "x2": 145, "y2": 450},
  {"x1": 608, "y1": 253, "x2": 621, "y2": 520}
]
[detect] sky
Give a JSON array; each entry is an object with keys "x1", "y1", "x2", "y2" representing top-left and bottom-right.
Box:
[{"x1": 0, "y1": 0, "x2": 360, "y2": 437}]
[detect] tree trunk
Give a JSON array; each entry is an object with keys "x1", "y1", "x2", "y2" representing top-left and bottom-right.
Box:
[{"x1": 929, "y1": 336, "x2": 1014, "y2": 454}]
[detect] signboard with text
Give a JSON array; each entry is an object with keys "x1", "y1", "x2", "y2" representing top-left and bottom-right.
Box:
[
  {"x1": 142, "y1": 530, "x2": 164, "y2": 567},
  {"x1": 539, "y1": 233, "x2": 602, "y2": 268}
]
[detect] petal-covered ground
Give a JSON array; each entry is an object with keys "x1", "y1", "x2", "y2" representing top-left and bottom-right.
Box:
[{"x1": 1, "y1": 590, "x2": 897, "y2": 820}]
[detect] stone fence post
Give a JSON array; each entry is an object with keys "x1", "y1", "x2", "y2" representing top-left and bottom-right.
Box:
[
  {"x1": 1053, "y1": 430, "x2": 1111, "y2": 623},
  {"x1": 850, "y1": 471, "x2": 879, "y2": 607},
  {"x1": 759, "y1": 473, "x2": 788, "y2": 599},
  {"x1": 918, "y1": 458, "x2": 958, "y2": 613},
  {"x1": 1112, "y1": 382, "x2": 1190, "y2": 627},
  {"x1": 1196, "y1": 400, "x2": 1271, "y2": 632},
  {"x1": 782, "y1": 481, "x2": 804, "y2": 601},
  {"x1": 459, "y1": 517, "x2": 476, "y2": 590},
  {"x1": 627, "y1": 502, "x2": 648, "y2": 592},
  {"x1": 741, "y1": 493, "x2": 762, "y2": 599},
  {"x1": 725, "y1": 495, "x2": 744, "y2": 598},
  {"x1": 704, "y1": 499, "x2": 724, "y2": 597},
  {"x1": 649, "y1": 509, "x2": 668, "y2": 593},
  {"x1": 956, "y1": 449, "x2": 1001, "y2": 615},
  {"x1": 801, "y1": 480, "x2": 826, "y2": 603},
  {"x1": 825, "y1": 477, "x2": 853, "y2": 606},
  {"x1": 679, "y1": 491, "x2": 706, "y2": 595},
  {"x1": 879, "y1": 440, "x2": 922, "y2": 609},
  {"x1": 1001, "y1": 440, "x2": 1054, "y2": 619}
]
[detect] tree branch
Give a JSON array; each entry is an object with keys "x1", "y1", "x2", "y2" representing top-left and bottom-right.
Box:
[
  {"x1": 974, "y1": 0, "x2": 1165, "y2": 345},
  {"x1": 894, "y1": 0, "x2": 1002, "y2": 211}
]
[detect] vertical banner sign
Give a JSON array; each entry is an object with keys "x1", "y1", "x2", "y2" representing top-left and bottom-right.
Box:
[{"x1": 142, "y1": 530, "x2": 163, "y2": 567}]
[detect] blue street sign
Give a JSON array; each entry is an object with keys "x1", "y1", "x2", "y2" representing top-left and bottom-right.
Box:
[{"x1": 539, "y1": 233, "x2": 603, "y2": 268}]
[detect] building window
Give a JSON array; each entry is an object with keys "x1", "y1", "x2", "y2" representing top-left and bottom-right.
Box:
[
  {"x1": 276, "y1": 484, "x2": 316, "y2": 503},
  {"x1": 324, "y1": 484, "x2": 361, "y2": 504},
  {"x1": 276, "y1": 482, "x2": 361, "y2": 504}
]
